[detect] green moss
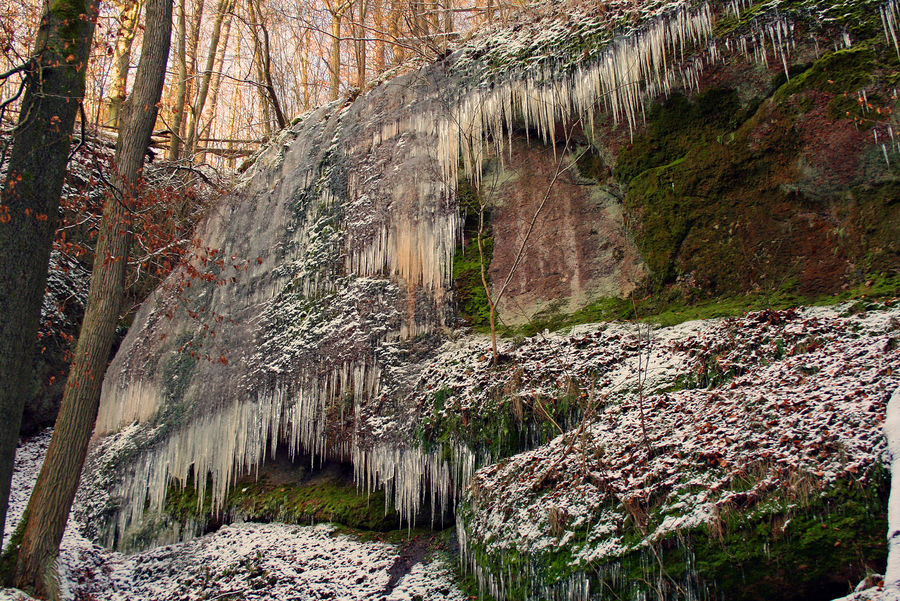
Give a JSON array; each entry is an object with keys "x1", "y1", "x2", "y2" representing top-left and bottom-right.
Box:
[
  {"x1": 231, "y1": 477, "x2": 398, "y2": 530},
  {"x1": 454, "y1": 236, "x2": 493, "y2": 329},
  {"x1": 163, "y1": 466, "x2": 405, "y2": 534},
  {"x1": 0, "y1": 515, "x2": 26, "y2": 586},
  {"x1": 840, "y1": 180, "x2": 900, "y2": 274},
  {"x1": 454, "y1": 181, "x2": 494, "y2": 329},
  {"x1": 505, "y1": 297, "x2": 635, "y2": 337},
  {"x1": 775, "y1": 44, "x2": 877, "y2": 101},
  {"x1": 614, "y1": 88, "x2": 741, "y2": 184},
  {"x1": 419, "y1": 383, "x2": 582, "y2": 461},
  {"x1": 686, "y1": 468, "x2": 889, "y2": 600}
]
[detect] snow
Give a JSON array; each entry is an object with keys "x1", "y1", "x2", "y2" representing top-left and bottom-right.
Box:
[
  {"x1": 3, "y1": 432, "x2": 467, "y2": 601},
  {"x1": 453, "y1": 303, "x2": 900, "y2": 599}
]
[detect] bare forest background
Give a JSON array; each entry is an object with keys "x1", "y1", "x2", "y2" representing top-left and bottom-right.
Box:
[{"x1": 1, "y1": 0, "x2": 518, "y2": 167}]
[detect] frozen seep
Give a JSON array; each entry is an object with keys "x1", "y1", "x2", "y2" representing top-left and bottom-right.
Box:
[{"x1": 352, "y1": 442, "x2": 477, "y2": 527}]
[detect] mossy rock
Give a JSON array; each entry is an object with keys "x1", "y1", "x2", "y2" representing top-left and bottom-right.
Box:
[
  {"x1": 775, "y1": 44, "x2": 877, "y2": 100},
  {"x1": 616, "y1": 34, "x2": 899, "y2": 297},
  {"x1": 419, "y1": 384, "x2": 581, "y2": 461},
  {"x1": 163, "y1": 458, "x2": 408, "y2": 534},
  {"x1": 460, "y1": 465, "x2": 888, "y2": 601},
  {"x1": 454, "y1": 180, "x2": 494, "y2": 329}
]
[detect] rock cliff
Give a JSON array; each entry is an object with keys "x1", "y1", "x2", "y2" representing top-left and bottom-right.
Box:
[{"x1": 81, "y1": 0, "x2": 900, "y2": 598}]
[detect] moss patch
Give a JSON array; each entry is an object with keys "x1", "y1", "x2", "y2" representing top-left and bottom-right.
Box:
[
  {"x1": 614, "y1": 38, "x2": 898, "y2": 298},
  {"x1": 454, "y1": 181, "x2": 494, "y2": 329},
  {"x1": 419, "y1": 383, "x2": 584, "y2": 460},
  {"x1": 164, "y1": 460, "x2": 406, "y2": 533}
]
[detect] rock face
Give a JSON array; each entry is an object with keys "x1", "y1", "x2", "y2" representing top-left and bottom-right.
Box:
[
  {"x1": 484, "y1": 138, "x2": 644, "y2": 324},
  {"x1": 83, "y1": 0, "x2": 900, "y2": 598}
]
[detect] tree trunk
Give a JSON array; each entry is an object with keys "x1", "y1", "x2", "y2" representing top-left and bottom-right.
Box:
[
  {"x1": 104, "y1": 0, "x2": 144, "y2": 128},
  {"x1": 184, "y1": 0, "x2": 232, "y2": 157},
  {"x1": 196, "y1": 8, "x2": 233, "y2": 163},
  {"x1": 329, "y1": 9, "x2": 342, "y2": 100},
  {"x1": 11, "y1": 0, "x2": 171, "y2": 594},
  {"x1": 477, "y1": 202, "x2": 498, "y2": 364},
  {"x1": 442, "y1": 0, "x2": 451, "y2": 51},
  {"x1": 299, "y1": 29, "x2": 310, "y2": 110},
  {"x1": 372, "y1": 0, "x2": 384, "y2": 73},
  {"x1": 0, "y1": 0, "x2": 98, "y2": 556},
  {"x1": 246, "y1": 0, "x2": 286, "y2": 131},
  {"x1": 255, "y1": 3, "x2": 286, "y2": 129},
  {"x1": 167, "y1": 0, "x2": 187, "y2": 159},
  {"x1": 354, "y1": 0, "x2": 367, "y2": 89},
  {"x1": 388, "y1": 0, "x2": 403, "y2": 66}
]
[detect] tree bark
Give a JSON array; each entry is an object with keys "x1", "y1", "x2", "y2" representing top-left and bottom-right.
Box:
[
  {"x1": 11, "y1": 0, "x2": 171, "y2": 595},
  {"x1": 387, "y1": 0, "x2": 403, "y2": 66},
  {"x1": 248, "y1": 0, "x2": 286, "y2": 130},
  {"x1": 328, "y1": 7, "x2": 342, "y2": 100},
  {"x1": 104, "y1": 0, "x2": 144, "y2": 128},
  {"x1": 167, "y1": 0, "x2": 187, "y2": 159},
  {"x1": 372, "y1": 0, "x2": 384, "y2": 73},
  {"x1": 0, "y1": 0, "x2": 98, "y2": 556},
  {"x1": 195, "y1": 7, "x2": 232, "y2": 163},
  {"x1": 299, "y1": 28, "x2": 310, "y2": 110},
  {"x1": 354, "y1": 0, "x2": 367, "y2": 88}
]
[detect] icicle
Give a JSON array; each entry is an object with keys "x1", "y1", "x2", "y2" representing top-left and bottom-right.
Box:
[
  {"x1": 884, "y1": 0, "x2": 900, "y2": 58},
  {"x1": 842, "y1": 31, "x2": 853, "y2": 48}
]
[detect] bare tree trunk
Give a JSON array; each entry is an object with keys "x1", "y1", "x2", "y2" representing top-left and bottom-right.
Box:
[
  {"x1": 299, "y1": 29, "x2": 310, "y2": 109},
  {"x1": 388, "y1": 0, "x2": 403, "y2": 65},
  {"x1": 186, "y1": 0, "x2": 205, "y2": 84},
  {"x1": 184, "y1": 0, "x2": 232, "y2": 157},
  {"x1": 104, "y1": 0, "x2": 144, "y2": 128},
  {"x1": 441, "y1": 0, "x2": 451, "y2": 51},
  {"x1": 196, "y1": 8, "x2": 233, "y2": 163},
  {"x1": 169, "y1": 0, "x2": 204, "y2": 153},
  {"x1": 167, "y1": 0, "x2": 188, "y2": 159},
  {"x1": 0, "y1": 0, "x2": 98, "y2": 558},
  {"x1": 328, "y1": 7, "x2": 342, "y2": 100},
  {"x1": 354, "y1": 0, "x2": 367, "y2": 88},
  {"x1": 247, "y1": 0, "x2": 286, "y2": 130},
  {"x1": 477, "y1": 201, "x2": 498, "y2": 364},
  {"x1": 373, "y1": 0, "x2": 384, "y2": 73},
  {"x1": 11, "y1": 0, "x2": 171, "y2": 594}
]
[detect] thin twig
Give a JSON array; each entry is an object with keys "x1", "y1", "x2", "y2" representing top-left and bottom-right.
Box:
[{"x1": 67, "y1": 102, "x2": 87, "y2": 161}]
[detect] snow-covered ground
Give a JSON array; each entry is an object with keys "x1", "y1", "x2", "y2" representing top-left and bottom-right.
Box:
[
  {"x1": 448, "y1": 303, "x2": 900, "y2": 599},
  {"x1": 1, "y1": 432, "x2": 467, "y2": 601}
]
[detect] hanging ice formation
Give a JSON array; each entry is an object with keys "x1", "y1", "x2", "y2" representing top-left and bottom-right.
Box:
[
  {"x1": 88, "y1": 0, "x2": 834, "y2": 549},
  {"x1": 884, "y1": 0, "x2": 900, "y2": 57}
]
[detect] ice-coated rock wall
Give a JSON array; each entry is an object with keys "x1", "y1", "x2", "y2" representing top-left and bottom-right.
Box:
[{"x1": 83, "y1": 0, "x2": 866, "y2": 549}]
